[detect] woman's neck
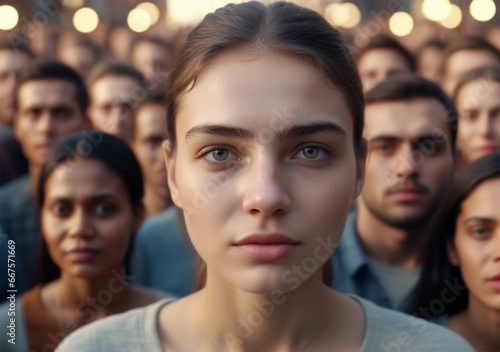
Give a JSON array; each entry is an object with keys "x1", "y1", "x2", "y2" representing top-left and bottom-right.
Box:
[
  {"x1": 450, "y1": 296, "x2": 500, "y2": 351},
  {"x1": 42, "y1": 266, "x2": 133, "y2": 328},
  {"x1": 160, "y1": 269, "x2": 365, "y2": 352}
]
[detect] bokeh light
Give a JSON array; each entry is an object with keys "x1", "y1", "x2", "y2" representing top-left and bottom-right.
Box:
[
  {"x1": 470, "y1": 0, "x2": 496, "y2": 22},
  {"x1": 389, "y1": 11, "x2": 414, "y2": 37},
  {"x1": 62, "y1": 0, "x2": 85, "y2": 9},
  {"x1": 127, "y1": 8, "x2": 152, "y2": 33},
  {"x1": 73, "y1": 7, "x2": 99, "y2": 33},
  {"x1": 0, "y1": 5, "x2": 19, "y2": 31},
  {"x1": 136, "y1": 2, "x2": 160, "y2": 25},
  {"x1": 328, "y1": 2, "x2": 361, "y2": 28},
  {"x1": 422, "y1": 0, "x2": 451, "y2": 22},
  {"x1": 440, "y1": 4, "x2": 462, "y2": 29}
]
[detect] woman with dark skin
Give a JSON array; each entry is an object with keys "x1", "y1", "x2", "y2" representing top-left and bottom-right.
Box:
[{"x1": 0, "y1": 132, "x2": 165, "y2": 351}]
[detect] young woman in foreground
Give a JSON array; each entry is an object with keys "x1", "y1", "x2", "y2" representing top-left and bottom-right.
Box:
[
  {"x1": 411, "y1": 152, "x2": 500, "y2": 351},
  {"x1": 0, "y1": 133, "x2": 164, "y2": 351},
  {"x1": 57, "y1": 2, "x2": 472, "y2": 351}
]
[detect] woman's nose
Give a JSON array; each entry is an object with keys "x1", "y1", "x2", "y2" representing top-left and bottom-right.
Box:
[
  {"x1": 242, "y1": 158, "x2": 291, "y2": 217},
  {"x1": 68, "y1": 209, "x2": 94, "y2": 238}
]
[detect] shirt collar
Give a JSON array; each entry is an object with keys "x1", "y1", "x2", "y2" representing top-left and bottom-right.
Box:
[{"x1": 339, "y1": 211, "x2": 371, "y2": 277}]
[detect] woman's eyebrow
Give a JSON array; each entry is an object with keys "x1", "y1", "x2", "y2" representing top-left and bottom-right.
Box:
[
  {"x1": 185, "y1": 124, "x2": 253, "y2": 140},
  {"x1": 185, "y1": 121, "x2": 346, "y2": 141},
  {"x1": 277, "y1": 121, "x2": 346, "y2": 141},
  {"x1": 464, "y1": 217, "x2": 497, "y2": 225}
]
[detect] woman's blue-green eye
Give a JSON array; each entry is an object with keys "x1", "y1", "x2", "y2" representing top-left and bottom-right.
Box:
[
  {"x1": 294, "y1": 145, "x2": 328, "y2": 160},
  {"x1": 211, "y1": 149, "x2": 229, "y2": 161},
  {"x1": 302, "y1": 146, "x2": 320, "y2": 159}
]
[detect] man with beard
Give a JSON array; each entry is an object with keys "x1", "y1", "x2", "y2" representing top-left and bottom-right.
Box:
[{"x1": 333, "y1": 74, "x2": 456, "y2": 312}]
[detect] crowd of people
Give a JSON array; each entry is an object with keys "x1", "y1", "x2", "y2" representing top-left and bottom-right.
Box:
[{"x1": 0, "y1": 1, "x2": 499, "y2": 351}]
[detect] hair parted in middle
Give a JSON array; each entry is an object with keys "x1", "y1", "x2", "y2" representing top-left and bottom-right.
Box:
[{"x1": 165, "y1": 1, "x2": 364, "y2": 156}]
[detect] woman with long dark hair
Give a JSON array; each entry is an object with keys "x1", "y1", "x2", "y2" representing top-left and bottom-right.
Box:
[
  {"x1": 411, "y1": 152, "x2": 500, "y2": 351},
  {"x1": 453, "y1": 67, "x2": 500, "y2": 170},
  {"x1": 0, "y1": 132, "x2": 165, "y2": 351}
]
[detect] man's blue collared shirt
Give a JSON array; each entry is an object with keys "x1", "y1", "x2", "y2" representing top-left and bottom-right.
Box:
[{"x1": 333, "y1": 212, "x2": 413, "y2": 311}]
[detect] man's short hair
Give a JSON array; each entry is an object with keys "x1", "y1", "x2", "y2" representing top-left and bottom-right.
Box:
[
  {"x1": 354, "y1": 34, "x2": 416, "y2": 71},
  {"x1": 0, "y1": 37, "x2": 35, "y2": 58},
  {"x1": 365, "y1": 74, "x2": 457, "y2": 150},
  {"x1": 14, "y1": 59, "x2": 88, "y2": 114},
  {"x1": 86, "y1": 60, "x2": 146, "y2": 89},
  {"x1": 132, "y1": 87, "x2": 166, "y2": 136},
  {"x1": 441, "y1": 37, "x2": 500, "y2": 76}
]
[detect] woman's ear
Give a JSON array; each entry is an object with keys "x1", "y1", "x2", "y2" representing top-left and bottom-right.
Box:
[
  {"x1": 352, "y1": 139, "x2": 367, "y2": 201},
  {"x1": 163, "y1": 140, "x2": 182, "y2": 209},
  {"x1": 446, "y1": 237, "x2": 460, "y2": 266}
]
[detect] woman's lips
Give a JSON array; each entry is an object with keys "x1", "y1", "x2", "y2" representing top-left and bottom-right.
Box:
[
  {"x1": 233, "y1": 233, "x2": 300, "y2": 261},
  {"x1": 476, "y1": 145, "x2": 499, "y2": 155},
  {"x1": 37, "y1": 142, "x2": 54, "y2": 153},
  {"x1": 486, "y1": 274, "x2": 500, "y2": 291},
  {"x1": 66, "y1": 248, "x2": 100, "y2": 262}
]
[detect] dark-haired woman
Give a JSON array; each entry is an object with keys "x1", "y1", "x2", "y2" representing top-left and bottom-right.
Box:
[
  {"x1": 411, "y1": 152, "x2": 500, "y2": 351},
  {"x1": 57, "y1": 2, "x2": 472, "y2": 351},
  {"x1": 453, "y1": 67, "x2": 500, "y2": 170},
  {"x1": 0, "y1": 132, "x2": 166, "y2": 351}
]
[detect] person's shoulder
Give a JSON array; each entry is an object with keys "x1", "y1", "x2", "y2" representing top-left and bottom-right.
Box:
[
  {"x1": 56, "y1": 298, "x2": 175, "y2": 352},
  {"x1": 0, "y1": 294, "x2": 28, "y2": 351},
  {"x1": 354, "y1": 296, "x2": 473, "y2": 352},
  {"x1": 433, "y1": 313, "x2": 449, "y2": 327},
  {"x1": 128, "y1": 283, "x2": 177, "y2": 304},
  {"x1": 0, "y1": 174, "x2": 30, "y2": 198},
  {"x1": 138, "y1": 206, "x2": 180, "y2": 237}
]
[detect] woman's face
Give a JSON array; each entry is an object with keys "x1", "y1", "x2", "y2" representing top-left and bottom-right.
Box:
[
  {"x1": 456, "y1": 80, "x2": 500, "y2": 165},
  {"x1": 42, "y1": 157, "x2": 143, "y2": 279},
  {"x1": 165, "y1": 51, "x2": 364, "y2": 294},
  {"x1": 448, "y1": 177, "x2": 500, "y2": 310}
]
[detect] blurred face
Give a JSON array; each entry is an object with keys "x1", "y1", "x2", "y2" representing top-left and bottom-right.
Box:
[
  {"x1": 0, "y1": 49, "x2": 32, "y2": 126},
  {"x1": 456, "y1": 80, "x2": 500, "y2": 165},
  {"x1": 89, "y1": 75, "x2": 141, "y2": 144},
  {"x1": 165, "y1": 51, "x2": 364, "y2": 294},
  {"x1": 361, "y1": 98, "x2": 454, "y2": 228},
  {"x1": 448, "y1": 177, "x2": 500, "y2": 311},
  {"x1": 418, "y1": 46, "x2": 444, "y2": 85},
  {"x1": 443, "y1": 49, "x2": 499, "y2": 96},
  {"x1": 131, "y1": 41, "x2": 171, "y2": 87},
  {"x1": 358, "y1": 49, "x2": 412, "y2": 92},
  {"x1": 42, "y1": 158, "x2": 143, "y2": 279},
  {"x1": 58, "y1": 45, "x2": 97, "y2": 79},
  {"x1": 14, "y1": 79, "x2": 85, "y2": 167},
  {"x1": 132, "y1": 103, "x2": 169, "y2": 196}
]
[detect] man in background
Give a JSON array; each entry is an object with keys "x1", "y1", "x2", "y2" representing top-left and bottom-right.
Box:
[
  {"x1": 87, "y1": 61, "x2": 146, "y2": 144},
  {"x1": 333, "y1": 74, "x2": 456, "y2": 312},
  {"x1": 355, "y1": 34, "x2": 415, "y2": 92}
]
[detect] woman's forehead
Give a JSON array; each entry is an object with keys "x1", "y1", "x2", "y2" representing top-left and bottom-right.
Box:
[{"x1": 175, "y1": 51, "x2": 353, "y2": 141}]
